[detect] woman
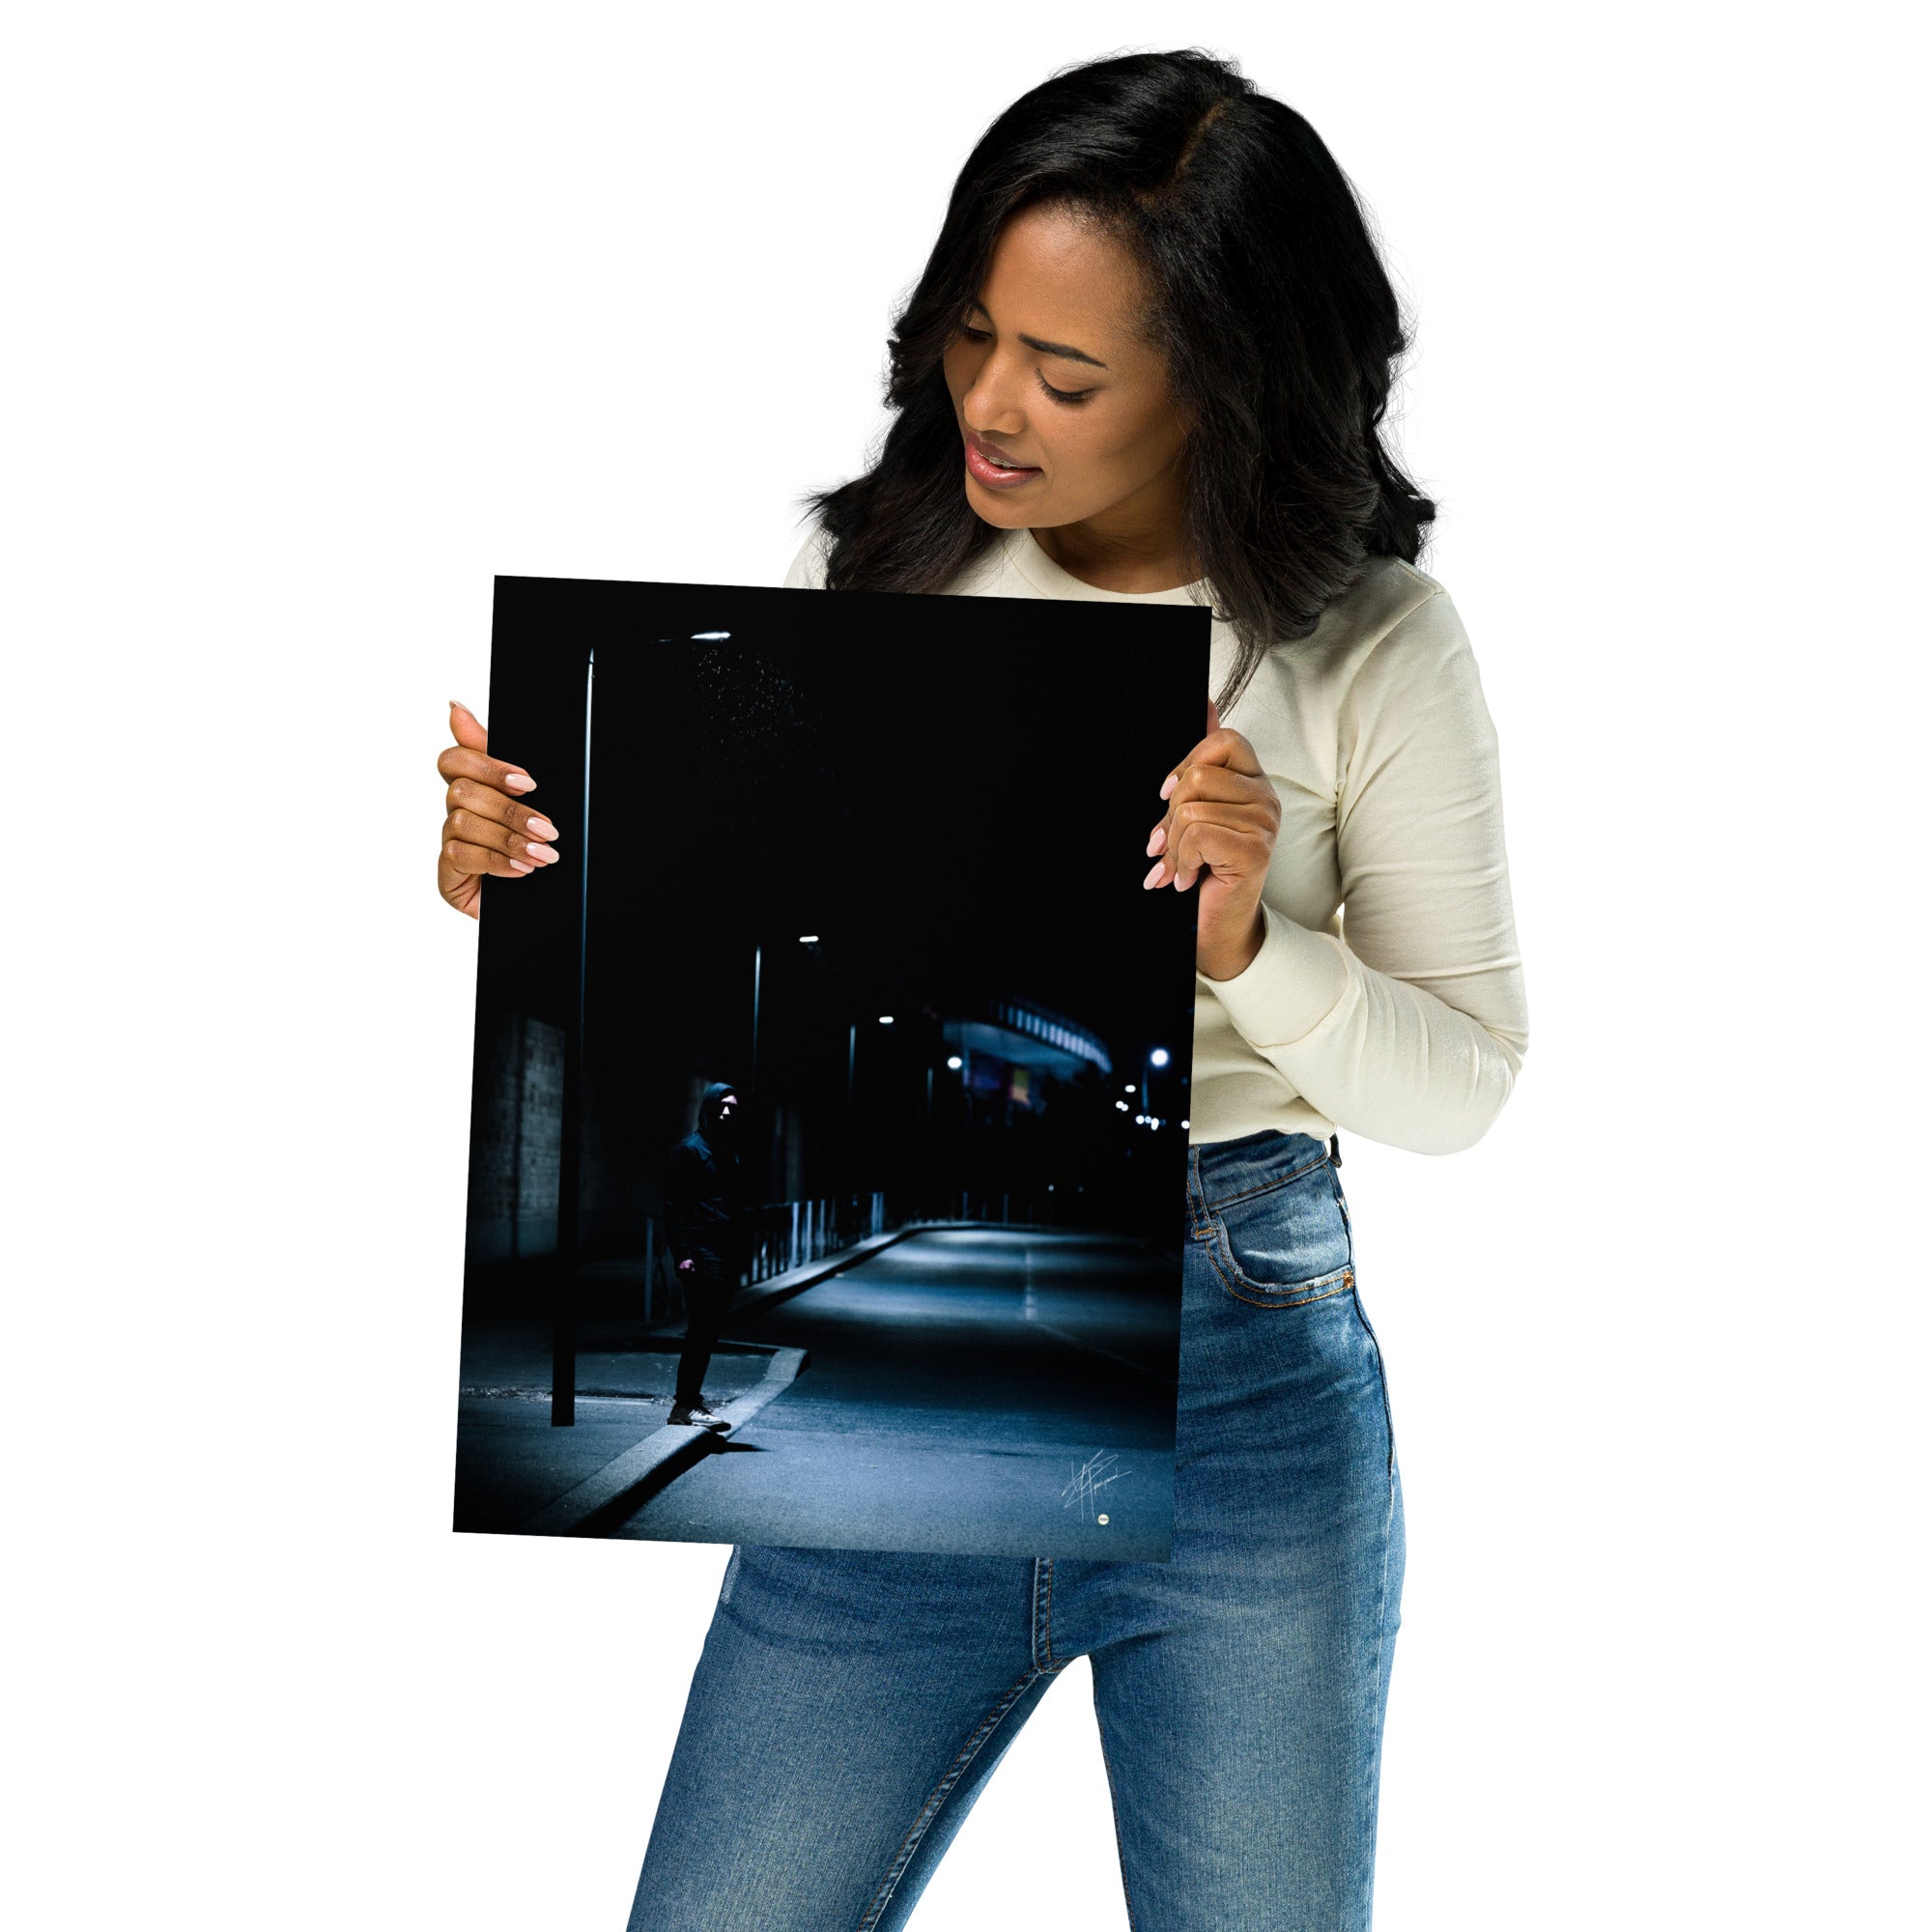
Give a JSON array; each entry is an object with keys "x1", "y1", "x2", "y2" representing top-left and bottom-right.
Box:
[{"x1": 437, "y1": 48, "x2": 1527, "y2": 1931}]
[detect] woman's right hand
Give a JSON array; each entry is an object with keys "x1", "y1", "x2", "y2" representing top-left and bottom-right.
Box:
[{"x1": 436, "y1": 699, "x2": 561, "y2": 919}]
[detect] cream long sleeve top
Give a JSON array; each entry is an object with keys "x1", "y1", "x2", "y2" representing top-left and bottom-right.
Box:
[{"x1": 782, "y1": 523, "x2": 1529, "y2": 1156}]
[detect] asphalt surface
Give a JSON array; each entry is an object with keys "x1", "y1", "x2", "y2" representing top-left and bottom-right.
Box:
[{"x1": 606, "y1": 1226, "x2": 1181, "y2": 1559}]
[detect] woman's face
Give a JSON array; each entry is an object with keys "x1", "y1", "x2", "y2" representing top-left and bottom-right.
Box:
[{"x1": 940, "y1": 202, "x2": 1190, "y2": 542}]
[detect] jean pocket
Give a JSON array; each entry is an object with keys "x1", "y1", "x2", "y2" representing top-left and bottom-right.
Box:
[{"x1": 1206, "y1": 1156, "x2": 1355, "y2": 1308}]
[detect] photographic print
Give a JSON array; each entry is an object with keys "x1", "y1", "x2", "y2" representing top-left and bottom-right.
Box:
[{"x1": 451, "y1": 574, "x2": 1208, "y2": 1559}]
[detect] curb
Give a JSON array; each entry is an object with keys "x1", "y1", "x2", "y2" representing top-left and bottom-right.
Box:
[{"x1": 513, "y1": 1347, "x2": 808, "y2": 1537}]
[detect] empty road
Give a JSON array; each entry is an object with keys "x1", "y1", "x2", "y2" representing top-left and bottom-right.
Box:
[{"x1": 610, "y1": 1225, "x2": 1181, "y2": 1559}]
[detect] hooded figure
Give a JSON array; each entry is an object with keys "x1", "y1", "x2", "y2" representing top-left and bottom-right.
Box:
[{"x1": 662, "y1": 1081, "x2": 749, "y2": 1427}]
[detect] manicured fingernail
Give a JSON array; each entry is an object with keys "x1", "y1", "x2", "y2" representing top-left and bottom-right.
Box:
[
  {"x1": 504, "y1": 772, "x2": 536, "y2": 793},
  {"x1": 508, "y1": 860, "x2": 534, "y2": 874},
  {"x1": 1159, "y1": 773, "x2": 1178, "y2": 800},
  {"x1": 526, "y1": 843, "x2": 558, "y2": 865},
  {"x1": 450, "y1": 697, "x2": 472, "y2": 714},
  {"x1": 1142, "y1": 860, "x2": 1166, "y2": 889},
  {"x1": 526, "y1": 815, "x2": 559, "y2": 840},
  {"x1": 1146, "y1": 825, "x2": 1167, "y2": 857}
]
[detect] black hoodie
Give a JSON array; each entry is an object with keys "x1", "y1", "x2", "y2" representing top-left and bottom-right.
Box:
[{"x1": 665, "y1": 1082, "x2": 748, "y2": 1278}]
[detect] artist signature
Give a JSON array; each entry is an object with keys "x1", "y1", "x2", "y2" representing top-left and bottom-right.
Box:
[{"x1": 1061, "y1": 1449, "x2": 1129, "y2": 1520}]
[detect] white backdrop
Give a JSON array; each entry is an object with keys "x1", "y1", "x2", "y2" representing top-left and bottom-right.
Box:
[{"x1": 8, "y1": 4, "x2": 1924, "y2": 1927}]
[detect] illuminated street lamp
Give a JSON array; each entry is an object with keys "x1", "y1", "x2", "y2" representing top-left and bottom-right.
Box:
[{"x1": 1143, "y1": 1045, "x2": 1170, "y2": 1122}]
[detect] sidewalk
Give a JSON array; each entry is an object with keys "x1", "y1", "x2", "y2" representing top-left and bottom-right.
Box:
[
  {"x1": 450, "y1": 1227, "x2": 926, "y2": 1537},
  {"x1": 450, "y1": 1220, "x2": 1127, "y2": 1539}
]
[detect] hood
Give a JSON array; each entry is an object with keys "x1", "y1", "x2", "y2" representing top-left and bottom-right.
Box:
[{"x1": 698, "y1": 1080, "x2": 741, "y2": 1141}]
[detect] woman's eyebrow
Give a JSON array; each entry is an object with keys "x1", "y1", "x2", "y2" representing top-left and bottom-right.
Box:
[
  {"x1": 967, "y1": 300, "x2": 1109, "y2": 369},
  {"x1": 1022, "y1": 334, "x2": 1108, "y2": 369}
]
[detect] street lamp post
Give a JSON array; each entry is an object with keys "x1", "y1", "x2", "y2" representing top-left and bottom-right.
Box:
[
  {"x1": 751, "y1": 941, "x2": 762, "y2": 1092},
  {"x1": 553, "y1": 642, "x2": 595, "y2": 1428},
  {"x1": 1144, "y1": 1044, "x2": 1170, "y2": 1127}
]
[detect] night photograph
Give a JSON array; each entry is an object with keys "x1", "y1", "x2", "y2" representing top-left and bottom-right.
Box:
[{"x1": 452, "y1": 574, "x2": 1209, "y2": 1559}]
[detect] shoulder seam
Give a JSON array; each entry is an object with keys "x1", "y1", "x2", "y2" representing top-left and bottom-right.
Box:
[
  {"x1": 783, "y1": 520, "x2": 834, "y2": 589},
  {"x1": 1355, "y1": 579, "x2": 1447, "y2": 668},
  {"x1": 1386, "y1": 555, "x2": 1445, "y2": 593},
  {"x1": 1332, "y1": 582, "x2": 1449, "y2": 806}
]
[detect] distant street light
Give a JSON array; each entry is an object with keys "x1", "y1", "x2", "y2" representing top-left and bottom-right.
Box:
[
  {"x1": 947, "y1": 1055, "x2": 963, "y2": 1070},
  {"x1": 799, "y1": 933, "x2": 818, "y2": 944},
  {"x1": 1143, "y1": 1045, "x2": 1170, "y2": 1124},
  {"x1": 878, "y1": 1014, "x2": 894, "y2": 1025}
]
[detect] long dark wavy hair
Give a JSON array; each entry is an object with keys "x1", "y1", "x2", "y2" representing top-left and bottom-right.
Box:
[{"x1": 801, "y1": 48, "x2": 1436, "y2": 714}]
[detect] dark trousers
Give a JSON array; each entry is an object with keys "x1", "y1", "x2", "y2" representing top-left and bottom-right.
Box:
[{"x1": 672, "y1": 1264, "x2": 733, "y2": 1408}]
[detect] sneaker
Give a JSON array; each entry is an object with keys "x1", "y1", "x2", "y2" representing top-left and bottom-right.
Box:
[{"x1": 668, "y1": 1402, "x2": 732, "y2": 1434}]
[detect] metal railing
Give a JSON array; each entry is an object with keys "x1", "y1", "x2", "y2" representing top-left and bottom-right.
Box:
[
  {"x1": 742, "y1": 1190, "x2": 891, "y2": 1286},
  {"x1": 637, "y1": 1190, "x2": 895, "y2": 1325},
  {"x1": 634, "y1": 1186, "x2": 1086, "y2": 1325}
]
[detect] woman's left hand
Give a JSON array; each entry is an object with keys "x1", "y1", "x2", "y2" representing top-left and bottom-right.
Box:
[{"x1": 1143, "y1": 699, "x2": 1281, "y2": 980}]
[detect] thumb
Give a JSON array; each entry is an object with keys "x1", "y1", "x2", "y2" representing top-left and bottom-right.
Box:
[
  {"x1": 448, "y1": 698, "x2": 489, "y2": 753},
  {"x1": 1206, "y1": 696, "x2": 1222, "y2": 736}
]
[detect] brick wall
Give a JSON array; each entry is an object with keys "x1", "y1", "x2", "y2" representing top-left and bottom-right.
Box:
[{"x1": 465, "y1": 1012, "x2": 564, "y2": 1264}]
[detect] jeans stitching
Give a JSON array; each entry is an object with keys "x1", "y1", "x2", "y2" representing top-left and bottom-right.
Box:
[
  {"x1": 1355, "y1": 1492, "x2": 1395, "y2": 1929},
  {"x1": 1091, "y1": 1686, "x2": 1141, "y2": 1932},
  {"x1": 1199, "y1": 1150, "x2": 1333, "y2": 1212},
  {"x1": 1202, "y1": 1228, "x2": 1355, "y2": 1308},
  {"x1": 1359, "y1": 1314, "x2": 1400, "y2": 1931},
  {"x1": 854, "y1": 1663, "x2": 1046, "y2": 1932},
  {"x1": 1350, "y1": 1293, "x2": 1397, "y2": 1491},
  {"x1": 1185, "y1": 1159, "x2": 1212, "y2": 1241},
  {"x1": 1034, "y1": 1556, "x2": 1068, "y2": 1672}
]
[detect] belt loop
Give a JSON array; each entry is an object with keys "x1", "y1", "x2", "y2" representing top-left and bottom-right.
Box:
[{"x1": 1328, "y1": 1132, "x2": 1342, "y2": 1168}]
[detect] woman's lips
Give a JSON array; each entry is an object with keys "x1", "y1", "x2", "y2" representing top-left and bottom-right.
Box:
[{"x1": 964, "y1": 433, "x2": 1042, "y2": 489}]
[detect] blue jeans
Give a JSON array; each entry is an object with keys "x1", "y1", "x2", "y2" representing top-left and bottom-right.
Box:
[{"x1": 627, "y1": 1130, "x2": 1406, "y2": 1930}]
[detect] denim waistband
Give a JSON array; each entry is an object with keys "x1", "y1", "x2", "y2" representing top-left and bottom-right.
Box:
[{"x1": 1187, "y1": 1128, "x2": 1333, "y2": 1216}]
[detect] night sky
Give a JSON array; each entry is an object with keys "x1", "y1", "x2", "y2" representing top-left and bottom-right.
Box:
[{"x1": 479, "y1": 574, "x2": 1209, "y2": 1080}]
